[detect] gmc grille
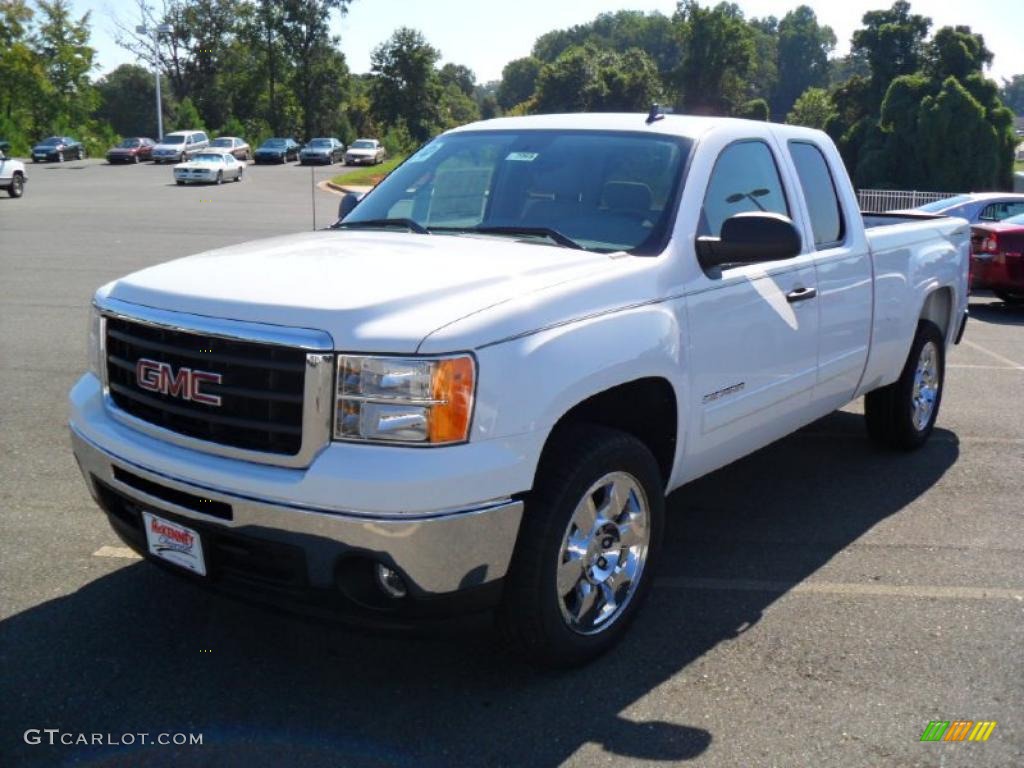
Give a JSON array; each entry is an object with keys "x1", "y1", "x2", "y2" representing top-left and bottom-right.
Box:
[{"x1": 105, "y1": 316, "x2": 307, "y2": 455}]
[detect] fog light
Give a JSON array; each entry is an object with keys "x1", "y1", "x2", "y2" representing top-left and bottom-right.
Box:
[{"x1": 375, "y1": 564, "x2": 408, "y2": 599}]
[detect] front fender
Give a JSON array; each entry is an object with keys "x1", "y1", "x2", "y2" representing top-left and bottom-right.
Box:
[{"x1": 471, "y1": 301, "x2": 688, "y2": 485}]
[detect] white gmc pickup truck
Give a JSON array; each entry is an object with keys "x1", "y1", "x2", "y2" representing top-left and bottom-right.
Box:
[{"x1": 69, "y1": 113, "x2": 969, "y2": 666}]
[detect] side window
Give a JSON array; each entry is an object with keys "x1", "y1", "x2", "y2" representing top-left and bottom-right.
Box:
[
  {"x1": 789, "y1": 141, "x2": 845, "y2": 248},
  {"x1": 982, "y1": 201, "x2": 1024, "y2": 221},
  {"x1": 701, "y1": 140, "x2": 789, "y2": 237}
]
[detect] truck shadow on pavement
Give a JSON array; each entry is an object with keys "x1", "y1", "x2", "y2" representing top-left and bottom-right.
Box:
[{"x1": 1, "y1": 412, "x2": 958, "y2": 767}]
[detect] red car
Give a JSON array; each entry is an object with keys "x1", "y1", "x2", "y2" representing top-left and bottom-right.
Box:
[
  {"x1": 106, "y1": 137, "x2": 155, "y2": 164},
  {"x1": 971, "y1": 213, "x2": 1024, "y2": 304}
]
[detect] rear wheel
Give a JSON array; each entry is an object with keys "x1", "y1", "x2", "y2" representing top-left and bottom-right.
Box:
[
  {"x1": 865, "y1": 320, "x2": 945, "y2": 450},
  {"x1": 498, "y1": 424, "x2": 664, "y2": 668}
]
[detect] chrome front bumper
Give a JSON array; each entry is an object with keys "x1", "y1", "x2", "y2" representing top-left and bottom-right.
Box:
[{"x1": 71, "y1": 427, "x2": 524, "y2": 597}]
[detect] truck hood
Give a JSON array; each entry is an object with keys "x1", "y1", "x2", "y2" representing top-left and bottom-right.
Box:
[{"x1": 103, "y1": 230, "x2": 624, "y2": 353}]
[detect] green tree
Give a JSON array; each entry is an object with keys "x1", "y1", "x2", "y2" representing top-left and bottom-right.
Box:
[
  {"x1": 786, "y1": 87, "x2": 834, "y2": 129},
  {"x1": 439, "y1": 63, "x2": 475, "y2": 97},
  {"x1": 34, "y1": 0, "x2": 99, "y2": 130},
  {"x1": 95, "y1": 63, "x2": 168, "y2": 137},
  {"x1": 773, "y1": 6, "x2": 835, "y2": 120},
  {"x1": 497, "y1": 56, "x2": 541, "y2": 111},
  {"x1": 917, "y1": 77, "x2": 1000, "y2": 190},
  {"x1": 532, "y1": 45, "x2": 661, "y2": 114},
  {"x1": 735, "y1": 98, "x2": 768, "y2": 121},
  {"x1": 369, "y1": 27, "x2": 443, "y2": 142},
  {"x1": 851, "y1": 1, "x2": 931, "y2": 109},
  {"x1": 672, "y1": 1, "x2": 756, "y2": 115},
  {"x1": 926, "y1": 25, "x2": 992, "y2": 84},
  {"x1": 0, "y1": 1, "x2": 51, "y2": 152},
  {"x1": 172, "y1": 95, "x2": 204, "y2": 130}
]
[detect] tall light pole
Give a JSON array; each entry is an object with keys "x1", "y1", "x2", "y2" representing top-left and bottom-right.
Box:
[{"x1": 136, "y1": 23, "x2": 172, "y2": 139}]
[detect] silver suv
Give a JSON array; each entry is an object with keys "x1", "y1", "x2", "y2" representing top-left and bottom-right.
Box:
[{"x1": 152, "y1": 131, "x2": 210, "y2": 164}]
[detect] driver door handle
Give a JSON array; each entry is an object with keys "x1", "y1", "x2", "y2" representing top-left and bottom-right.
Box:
[{"x1": 786, "y1": 286, "x2": 817, "y2": 303}]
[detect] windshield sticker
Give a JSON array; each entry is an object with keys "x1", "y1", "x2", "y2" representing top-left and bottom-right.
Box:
[
  {"x1": 407, "y1": 142, "x2": 442, "y2": 163},
  {"x1": 505, "y1": 151, "x2": 539, "y2": 162}
]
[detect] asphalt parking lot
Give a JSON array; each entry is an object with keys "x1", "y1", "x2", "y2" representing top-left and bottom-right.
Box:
[{"x1": 1, "y1": 159, "x2": 1022, "y2": 767}]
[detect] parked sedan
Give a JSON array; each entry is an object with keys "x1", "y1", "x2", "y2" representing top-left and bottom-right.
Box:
[
  {"x1": 344, "y1": 138, "x2": 386, "y2": 165},
  {"x1": 173, "y1": 151, "x2": 244, "y2": 185},
  {"x1": 106, "y1": 137, "x2": 155, "y2": 164},
  {"x1": 971, "y1": 213, "x2": 1024, "y2": 303},
  {"x1": 253, "y1": 138, "x2": 301, "y2": 164},
  {"x1": 31, "y1": 136, "x2": 85, "y2": 163},
  {"x1": 908, "y1": 192, "x2": 1024, "y2": 223},
  {"x1": 209, "y1": 136, "x2": 251, "y2": 162},
  {"x1": 299, "y1": 137, "x2": 344, "y2": 165}
]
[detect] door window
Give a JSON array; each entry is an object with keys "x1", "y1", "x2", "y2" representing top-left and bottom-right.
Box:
[
  {"x1": 789, "y1": 141, "x2": 845, "y2": 248},
  {"x1": 701, "y1": 141, "x2": 789, "y2": 237}
]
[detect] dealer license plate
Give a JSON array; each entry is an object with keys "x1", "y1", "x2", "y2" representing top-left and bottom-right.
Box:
[{"x1": 142, "y1": 511, "x2": 207, "y2": 576}]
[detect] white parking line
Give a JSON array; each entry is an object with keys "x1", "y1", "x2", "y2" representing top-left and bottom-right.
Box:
[
  {"x1": 657, "y1": 576, "x2": 1024, "y2": 601},
  {"x1": 960, "y1": 340, "x2": 1024, "y2": 370},
  {"x1": 93, "y1": 546, "x2": 142, "y2": 560}
]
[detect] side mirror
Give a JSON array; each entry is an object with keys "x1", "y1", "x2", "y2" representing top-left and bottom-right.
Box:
[
  {"x1": 696, "y1": 212, "x2": 802, "y2": 270},
  {"x1": 338, "y1": 191, "x2": 363, "y2": 220}
]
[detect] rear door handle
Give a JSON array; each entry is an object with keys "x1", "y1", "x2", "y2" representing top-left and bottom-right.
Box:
[{"x1": 786, "y1": 286, "x2": 817, "y2": 303}]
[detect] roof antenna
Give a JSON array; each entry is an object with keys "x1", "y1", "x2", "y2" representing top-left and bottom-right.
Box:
[{"x1": 646, "y1": 103, "x2": 664, "y2": 124}]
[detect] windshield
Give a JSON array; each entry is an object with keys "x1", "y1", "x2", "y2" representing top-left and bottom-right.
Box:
[
  {"x1": 160, "y1": 135, "x2": 185, "y2": 145},
  {"x1": 343, "y1": 130, "x2": 692, "y2": 254},
  {"x1": 308, "y1": 139, "x2": 332, "y2": 147},
  {"x1": 118, "y1": 139, "x2": 141, "y2": 148},
  {"x1": 261, "y1": 139, "x2": 287, "y2": 148},
  {"x1": 918, "y1": 194, "x2": 973, "y2": 212},
  {"x1": 39, "y1": 137, "x2": 62, "y2": 146},
  {"x1": 211, "y1": 138, "x2": 233, "y2": 147},
  {"x1": 193, "y1": 153, "x2": 225, "y2": 163},
  {"x1": 351, "y1": 140, "x2": 375, "y2": 149}
]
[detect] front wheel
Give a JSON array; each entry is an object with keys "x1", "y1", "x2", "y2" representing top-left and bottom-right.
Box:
[
  {"x1": 76, "y1": 148, "x2": 84, "y2": 160},
  {"x1": 235, "y1": 168, "x2": 243, "y2": 182},
  {"x1": 498, "y1": 424, "x2": 664, "y2": 668},
  {"x1": 215, "y1": 171, "x2": 223, "y2": 185},
  {"x1": 865, "y1": 320, "x2": 945, "y2": 450},
  {"x1": 8, "y1": 175, "x2": 24, "y2": 198},
  {"x1": 57, "y1": 151, "x2": 64, "y2": 163}
]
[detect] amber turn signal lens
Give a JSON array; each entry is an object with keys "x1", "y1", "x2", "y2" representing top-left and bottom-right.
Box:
[{"x1": 429, "y1": 356, "x2": 475, "y2": 443}]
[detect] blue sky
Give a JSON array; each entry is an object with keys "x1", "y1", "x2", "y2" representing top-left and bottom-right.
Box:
[{"x1": 83, "y1": 0, "x2": 1023, "y2": 84}]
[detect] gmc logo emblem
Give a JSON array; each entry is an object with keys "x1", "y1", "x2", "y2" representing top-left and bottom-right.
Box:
[{"x1": 135, "y1": 358, "x2": 223, "y2": 406}]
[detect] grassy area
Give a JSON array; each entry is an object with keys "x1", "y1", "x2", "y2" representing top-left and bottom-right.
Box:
[{"x1": 331, "y1": 155, "x2": 405, "y2": 188}]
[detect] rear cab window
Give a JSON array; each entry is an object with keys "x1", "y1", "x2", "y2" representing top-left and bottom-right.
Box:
[{"x1": 788, "y1": 141, "x2": 845, "y2": 249}]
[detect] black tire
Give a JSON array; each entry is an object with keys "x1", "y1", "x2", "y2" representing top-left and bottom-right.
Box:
[
  {"x1": 176, "y1": 180, "x2": 184, "y2": 186},
  {"x1": 215, "y1": 171, "x2": 223, "y2": 185},
  {"x1": 865, "y1": 320, "x2": 945, "y2": 451},
  {"x1": 235, "y1": 168, "x2": 243, "y2": 182},
  {"x1": 993, "y1": 290, "x2": 1024, "y2": 305},
  {"x1": 133, "y1": 154, "x2": 140, "y2": 164},
  {"x1": 9, "y1": 174, "x2": 24, "y2": 198},
  {"x1": 497, "y1": 424, "x2": 665, "y2": 668},
  {"x1": 76, "y1": 148, "x2": 83, "y2": 160},
  {"x1": 57, "y1": 151, "x2": 64, "y2": 163}
]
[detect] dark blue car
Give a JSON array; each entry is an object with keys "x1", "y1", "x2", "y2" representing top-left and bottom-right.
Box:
[
  {"x1": 253, "y1": 138, "x2": 301, "y2": 164},
  {"x1": 31, "y1": 136, "x2": 85, "y2": 163}
]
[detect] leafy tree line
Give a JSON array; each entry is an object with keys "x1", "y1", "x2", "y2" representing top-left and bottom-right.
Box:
[{"x1": 1, "y1": 0, "x2": 1019, "y2": 188}]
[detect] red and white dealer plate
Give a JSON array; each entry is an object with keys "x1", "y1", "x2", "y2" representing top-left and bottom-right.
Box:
[{"x1": 141, "y1": 511, "x2": 207, "y2": 576}]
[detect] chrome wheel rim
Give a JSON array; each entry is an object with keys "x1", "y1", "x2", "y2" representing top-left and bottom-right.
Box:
[
  {"x1": 556, "y1": 471, "x2": 650, "y2": 635},
  {"x1": 912, "y1": 341, "x2": 940, "y2": 431}
]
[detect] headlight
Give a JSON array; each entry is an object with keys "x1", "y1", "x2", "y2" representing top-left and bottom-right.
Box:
[
  {"x1": 87, "y1": 305, "x2": 102, "y2": 378},
  {"x1": 334, "y1": 354, "x2": 475, "y2": 444}
]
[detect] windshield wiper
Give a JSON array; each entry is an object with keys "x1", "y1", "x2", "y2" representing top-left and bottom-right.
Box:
[
  {"x1": 430, "y1": 225, "x2": 585, "y2": 250},
  {"x1": 335, "y1": 218, "x2": 429, "y2": 234}
]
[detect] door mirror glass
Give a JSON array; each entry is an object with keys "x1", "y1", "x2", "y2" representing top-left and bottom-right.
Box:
[{"x1": 696, "y1": 212, "x2": 802, "y2": 270}]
